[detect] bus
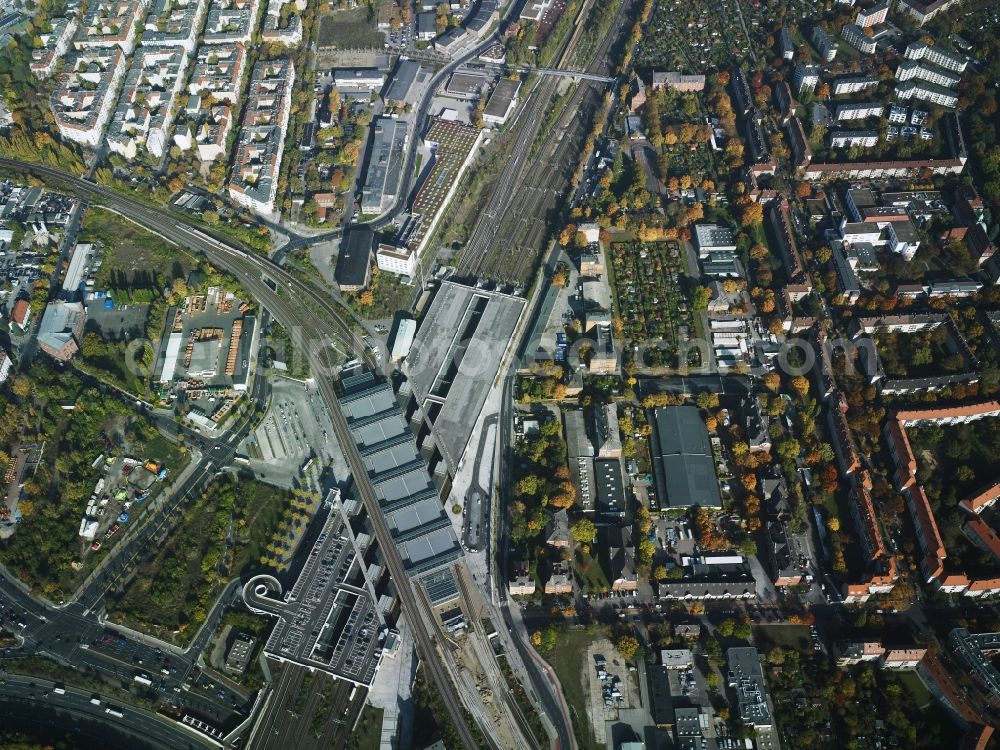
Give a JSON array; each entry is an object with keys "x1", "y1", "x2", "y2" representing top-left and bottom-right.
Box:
[
  {"x1": 105, "y1": 706, "x2": 124, "y2": 718},
  {"x1": 133, "y1": 674, "x2": 153, "y2": 687}
]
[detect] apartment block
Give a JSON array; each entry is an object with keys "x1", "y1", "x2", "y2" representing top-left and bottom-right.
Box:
[
  {"x1": 140, "y1": 0, "x2": 207, "y2": 51},
  {"x1": 107, "y1": 46, "x2": 188, "y2": 159},
  {"x1": 896, "y1": 79, "x2": 958, "y2": 108},
  {"x1": 202, "y1": 0, "x2": 260, "y2": 43},
  {"x1": 51, "y1": 48, "x2": 127, "y2": 147},
  {"x1": 75, "y1": 0, "x2": 148, "y2": 54},
  {"x1": 896, "y1": 60, "x2": 961, "y2": 88},
  {"x1": 31, "y1": 16, "x2": 78, "y2": 78},
  {"x1": 898, "y1": 0, "x2": 962, "y2": 27},
  {"x1": 174, "y1": 97, "x2": 232, "y2": 161},
  {"x1": 831, "y1": 130, "x2": 878, "y2": 148},
  {"x1": 175, "y1": 41, "x2": 246, "y2": 160},
  {"x1": 832, "y1": 75, "x2": 879, "y2": 95},
  {"x1": 228, "y1": 59, "x2": 295, "y2": 215},
  {"x1": 904, "y1": 40, "x2": 967, "y2": 72},
  {"x1": 779, "y1": 27, "x2": 793, "y2": 60},
  {"x1": 841, "y1": 23, "x2": 876, "y2": 54},
  {"x1": 811, "y1": 25, "x2": 838, "y2": 62},
  {"x1": 187, "y1": 42, "x2": 246, "y2": 102},
  {"x1": 856, "y1": 0, "x2": 888, "y2": 26},
  {"x1": 261, "y1": 0, "x2": 304, "y2": 44},
  {"x1": 835, "y1": 102, "x2": 883, "y2": 121},
  {"x1": 793, "y1": 63, "x2": 820, "y2": 95}
]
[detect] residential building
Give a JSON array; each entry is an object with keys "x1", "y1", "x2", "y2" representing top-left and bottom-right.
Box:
[
  {"x1": 176, "y1": 43, "x2": 245, "y2": 162},
  {"x1": 376, "y1": 243, "x2": 418, "y2": 278},
  {"x1": 9, "y1": 299, "x2": 30, "y2": 331},
  {"x1": 835, "y1": 102, "x2": 883, "y2": 121},
  {"x1": 881, "y1": 648, "x2": 928, "y2": 670},
  {"x1": 202, "y1": 0, "x2": 260, "y2": 43},
  {"x1": 106, "y1": 46, "x2": 188, "y2": 159},
  {"x1": 139, "y1": 0, "x2": 207, "y2": 51},
  {"x1": 768, "y1": 198, "x2": 809, "y2": 289},
  {"x1": 227, "y1": 59, "x2": 295, "y2": 215},
  {"x1": 37, "y1": 301, "x2": 85, "y2": 361},
  {"x1": 788, "y1": 116, "x2": 812, "y2": 168},
  {"x1": 779, "y1": 27, "x2": 793, "y2": 60},
  {"x1": 896, "y1": 79, "x2": 958, "y2": 108},
  {"x1": 832, "y1": 75, "x2": 879, "y2": 95},
  {"x1": 856, "y1": 0, "x2": 888, "y2": 26},
  {"x1": 830, "y1": 130, "x2": 879, "y2": 148},
  {"x1": 174, "y1": 95, "x2": 232, "y2": 162},
  {"x1": 508, "y1": 560, "x2": 535, "y2": 597},
  {"x1": 727, "y1": 647, "x2": 773, "y2": 728},
  {"x1": 360, "y1": 117, "x2": 408, "y2": 214},
  {"x1": 187, "y1": 42, "x2": 246, "y2": 102},
  {"x1": 804, "y1": 156, "x2": 965, "y2": 180},
  {"x1": 75, "y1": 0, "x2": 147, "y2": 54},
  {"x1": 651, "y1": 71, "x2": 706, "y2": 92},
  {"x1": 904, "y1": 41, "x2": 968, "y2": 72},
  {"x1": 811, "y1": 25, "x2": 837, "y2": 61},
  {"x1": 605, "y1": 526, "x2": 637, "y2": 592},
  {"x1": 842, "y1": 23, "x2": 876, "y2": 54},
  {"x1": 896, "y1": 60, "x2": 961, "y2": 88},
  {"x1": 31, "y1": 16, "x2": 78, "y2": 79},
  {"x1": 730, "y1": 67, "x2": 752, "y2": 114},
  {"x1": 544, "y1": 559, "x2": 572, "y2": 595},
  {"x1": 261, "y1": 0, "x2": 303, "y2": 44},
  {"x1": 51, "y1": 48, "x2": 127, "y2": 147},
  {"x1": 836, "y1": 641, "x2": 885, "y2": 666},
  {"x1": 793, "y1": 63, "x2": 821, "y2": 95},
  {"x1": 898, "y1": 0, "x2": 963, "y2": 26}
]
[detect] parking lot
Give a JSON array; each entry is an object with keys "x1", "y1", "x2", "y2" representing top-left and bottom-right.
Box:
[
  {"x1": 585, "y1": 638, "x2": 640, "y2": 745},
  {"x1": 245, "y1": 378, "x2": 344, "y2": 478}
]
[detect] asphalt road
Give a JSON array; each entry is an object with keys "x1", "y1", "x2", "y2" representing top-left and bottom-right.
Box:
[
  {"x1": 0, "y1": 672, "x2": 217, "y2": 749},
  {"x1": 0, "y1": 158, "x2": 489, "y2": 749}
]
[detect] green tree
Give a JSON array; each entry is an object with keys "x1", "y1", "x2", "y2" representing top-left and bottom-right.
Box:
[{"x1": 570, "y1": 518, "x2": 596, "y2": 543}]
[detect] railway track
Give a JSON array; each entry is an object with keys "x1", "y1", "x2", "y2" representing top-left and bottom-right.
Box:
[
  {"x1": 453, "y1": 565, "x2": 542, "y2": 750},
  {"x1": 0, "y1": 158, "x2": 485, "y2": 750},
  {"x1": 456, "y1": 0, "x2": 635, "y2": 285}
]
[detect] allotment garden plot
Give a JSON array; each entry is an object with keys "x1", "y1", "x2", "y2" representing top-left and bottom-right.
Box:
[{"x1": 609, "y1": 240, "x2": 698, "y2": 369}]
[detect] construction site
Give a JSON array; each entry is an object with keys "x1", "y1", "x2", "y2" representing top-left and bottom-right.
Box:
[{"x1": 151, "y1": 286, "x2": 260, "y2": 428}]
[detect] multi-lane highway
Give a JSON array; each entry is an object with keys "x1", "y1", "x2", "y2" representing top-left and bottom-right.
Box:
[
  {"x1": 0, "y1": 158, "x2": 489, "y2": 749},
  {"x1": 0, "y1": 673, "x2": 218, "y2": 749}
]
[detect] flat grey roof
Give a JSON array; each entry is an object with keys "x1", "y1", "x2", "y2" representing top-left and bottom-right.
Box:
[
  {"x1": 651, "y1": 406, "x2": 722, "y2": 509},
  {"x1": 404, "y1": 281, "x2": 525, "y2": 473},
  {"x1": 338, "y1": 372, "x2": 462, "y2": 576}
]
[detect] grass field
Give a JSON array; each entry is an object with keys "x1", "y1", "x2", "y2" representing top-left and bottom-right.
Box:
[
  {"x1": 542, "y1": 628, "x2": 603, "y2": 750},
  {"x1": 753, "y1": 623, "x2": 812, "y2": 652},
  {"x1": 896, "y1": 669, "x2": 931, "y2": 708},
  {"x1": 317, "y1": 7, "x2": 383, "y2": 49}
]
